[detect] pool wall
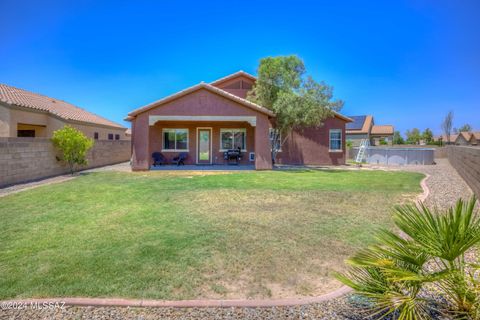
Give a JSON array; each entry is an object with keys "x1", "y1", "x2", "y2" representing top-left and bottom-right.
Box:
[{"x1": 351, "y1": 147, "x2": 435, "y2": 165}]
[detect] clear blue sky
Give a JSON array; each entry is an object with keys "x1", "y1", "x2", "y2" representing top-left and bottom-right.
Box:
[{"x1": 1, "y1": 0, "x2": 479, "y2": 135}]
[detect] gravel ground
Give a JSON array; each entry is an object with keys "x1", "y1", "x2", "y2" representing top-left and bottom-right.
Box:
[
  {"x1": 391, "y1": 158, "x2": 474, "y2": 210},
  {"x1": 0, "y1": 298, "x2": 374, "y2": 320},
  {"x1": 0, "y1": 159, "x2": 474, "y2": 320}
]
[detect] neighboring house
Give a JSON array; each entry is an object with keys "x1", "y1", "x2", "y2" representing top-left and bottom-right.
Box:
[
  {"x1": 345, "y1": 115, "x2": 394, "y2": 146},
  {"x1": 434, "y1": 132, "x2": 479, "y2": 146},
  {"x1": 0, "y1": 83, "x2": 130, "y2": 140},
  {"x1": 126, "y1": 71, "x2": 352, "y2": 170}
]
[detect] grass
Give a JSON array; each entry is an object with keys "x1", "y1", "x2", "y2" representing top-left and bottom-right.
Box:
[{"x1": 0, "y1": 169, "x2": 424, "y2": 300}]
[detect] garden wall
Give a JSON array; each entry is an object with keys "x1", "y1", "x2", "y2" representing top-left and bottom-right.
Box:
[
  {"x1": 447, "y1": 146, "x2": 480, "y2": 198},
  {"x1": 0, "y1": 138, "x2": 131, "y2": 187}
]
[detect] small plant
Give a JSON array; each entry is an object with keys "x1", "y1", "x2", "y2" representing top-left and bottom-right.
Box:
[
  {"x1": 52, "y1": 125, "x2": 94, "y2": 174},
  {"x1": 337, "y1": 197, "x2": 480, "y2": 319}
]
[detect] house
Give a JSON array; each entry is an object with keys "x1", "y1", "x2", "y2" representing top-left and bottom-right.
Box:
[
  {"x1": 453, "y1": 132, "x2": 479, "y2": 145},
  {"x1": 345, "y1": 115, "x2": 394, "y2": 146},
  {"x1": 0, "y1": 83, "x2": 129, "y2": 140},
  {"x1": 126, "y1": 71, "x2": 352, "y2": 170},
  {"x1": 434, "y1": 132, "x2": 479, "y2": 146}
]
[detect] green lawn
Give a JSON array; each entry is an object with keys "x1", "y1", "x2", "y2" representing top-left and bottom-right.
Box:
[{"x1": 0, "y1": 169, "x2": 423, "y2": 300}]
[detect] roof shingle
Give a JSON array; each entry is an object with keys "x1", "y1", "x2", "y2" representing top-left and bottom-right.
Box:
[{"x1": 0, "y1": 83, "x2": 125, "y2": 129}]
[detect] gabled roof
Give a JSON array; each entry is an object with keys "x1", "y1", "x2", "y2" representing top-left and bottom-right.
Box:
[
  {"x1": 0, "y1": 83, "x2": 125, "y2": 129},
  {"x1": 210, "y1": 70, "x2": 257, "y2": 86},
  {"x1": 127, "y1": 71, "x2": 352, "y2": 123},
  {"x1": 346, "y1": 115, "x2": 373, "y2": 134},
  {"x1": 437, "y1": 134, "x2": 458, "y2": 143},
  {"x1": 456, "y1": 131, "x2": 480, "y2": 142},
  {"x1": 371, "y1": 125, "x2": 394, "y2": 135},
  {"x1": 127, "y1": 82, "x2": 275, "y2": 118}
]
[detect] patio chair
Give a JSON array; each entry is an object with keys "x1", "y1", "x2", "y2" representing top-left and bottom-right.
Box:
[
  {"x1": 152, "y1": 152, "x2": 167, "y2": 167},
  {"x1": 172, "y1": 152, "x2": 188, "y2": 166}
]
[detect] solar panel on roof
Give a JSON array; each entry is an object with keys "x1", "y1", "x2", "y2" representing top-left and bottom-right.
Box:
[{"x1": 346, "y1": 115, "x2": 366, "y2": 130}]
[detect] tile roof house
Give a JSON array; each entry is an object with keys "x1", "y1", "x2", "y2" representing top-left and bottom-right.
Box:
[
  {"x1": 434, "y1": 132, "x2": 479, "y2": 145},
  {"x1": 345, "y1": 115, "x2": 394, "y2": 146},
  {"x1": 0, "y1": 83, "x2": 129, "y2": 140},
  {"x1": 126, "y1": 71, "x2": 352, "y2": 170}
]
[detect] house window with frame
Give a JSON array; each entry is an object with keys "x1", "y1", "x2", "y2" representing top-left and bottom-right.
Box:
[
  {"x1": 269, "y1": 128, "x2": 282, "y2": 152},
  {"x1": 163, "y1": 129, "x2": 189, "y2": 151},
  {"x1": 94, "y1": 132, "x2": 99, "y2": 140},
  {"x1": 329, "y1": 129, "x2": 342, "y2": 151},
  {"x1": 108, "y1": 133, "x2": 114, "y2": 140},
  {"x1": 115, "y1": 134, "x2": 120, "y2": 140},
  {"x1": 220, "y1": 129, "x2": 246, "y2": 151}
]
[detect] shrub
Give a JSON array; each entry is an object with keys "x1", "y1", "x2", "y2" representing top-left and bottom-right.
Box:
[
  {"x1": 52, "y1": 125, "x2": 94, "y2": 174},
  {"x1": 336, "y1": 197, "x2": 480, "y2": 319}
]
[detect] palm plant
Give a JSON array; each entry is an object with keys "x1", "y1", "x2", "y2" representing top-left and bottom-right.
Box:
[{"x1": 337, "y1": 197, "x2": 480, "y2": 319}]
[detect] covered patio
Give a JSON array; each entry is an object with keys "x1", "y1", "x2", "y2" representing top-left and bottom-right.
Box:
[{"x1": 127, "y1": 83, "x2": 275, "y2": 170}]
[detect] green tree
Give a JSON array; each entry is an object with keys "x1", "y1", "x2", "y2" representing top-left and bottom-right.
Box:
[
  {"x1": 392, "y1": 131, "x2": 405, "y2": 145},
  {"x1": 337, "y1": 197, "x2": 480, "y2": 319},
  {"x1": 405, "y1": 128, "x2": 421, "y2": 144},
  {"x1": 51, "y1": 125, "x2": 94, "y2": 174},
  {"x1": 458, "y1": 124, "x2": 472, "y2": 133},
  {"x1": 247, "y1": 55, "x2": 343, "y2": 163},
  {"x1": 422, "y1": 128, "x2": 433, "y2": 144}
]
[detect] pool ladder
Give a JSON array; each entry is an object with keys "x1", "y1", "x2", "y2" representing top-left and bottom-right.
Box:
[{"x1": 355, "y1": 139, "x2": 370, "y2": 163}]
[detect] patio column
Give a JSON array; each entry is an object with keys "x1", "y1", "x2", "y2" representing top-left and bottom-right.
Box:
[
  {"x1": 131, "y1": 113, "x2": 150, "y2": 170},
  {"x1": 254, "y1": 115, "x2": 273, "y2": 170}
]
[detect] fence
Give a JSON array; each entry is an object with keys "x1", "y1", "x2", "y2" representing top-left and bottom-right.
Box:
[
  {"x1": 0, "y1": 138, "x2": 131, "y2": 187},
  {"x1": 447, "y1": 146, "x2": 480, "y2": 198}
]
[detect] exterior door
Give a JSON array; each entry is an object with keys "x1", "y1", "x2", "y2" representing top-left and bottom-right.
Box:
[{"x1": 197, "y1": 128, "x2": 211, "y2": 164}]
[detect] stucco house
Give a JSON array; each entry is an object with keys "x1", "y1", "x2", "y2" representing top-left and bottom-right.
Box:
[
  {"x1": 434, "y1": 132, "x2": 479, "y2": 145},
  {"x1": 345, "y1": 115, "x2": 394, "y2": 146},
  {"x1": 0, "y1": 83, "x2": 129, "y2": 140},
  {"x1": 126, "y1": 71, "x2": 352, "y2": 170}
]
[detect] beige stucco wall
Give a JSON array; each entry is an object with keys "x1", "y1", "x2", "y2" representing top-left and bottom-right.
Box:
[
  {"x1": 0, "y1": 103, "x2": 130, "y2": 140},
  {"x1": 0, "y1": 104, "x2": 11, "y2": 137},
  {"x1": 0, "y1": 138, "x2": 131, "y2": 187}
]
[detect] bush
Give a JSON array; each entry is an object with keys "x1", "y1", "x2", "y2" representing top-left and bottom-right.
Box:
[
  {"x1": 336, "y1": 197, "x2": 480, "y2": 319},
  {"x1": 52, "y1": 126, "x2": 94, "y2": 174}
]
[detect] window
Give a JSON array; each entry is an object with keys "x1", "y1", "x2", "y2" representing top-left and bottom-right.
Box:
[
  {"x1": 329, "y1": 129, "x2": 342, "y2": 151},
  {"x1": 162, "y1": 129, "x2": 189, "y2": 151},
  {"x1": 108, "y1": 133, "x2": 114, "y2": 140},
  {"x1": 249, "y1": 152, "x2": 255, "y2": 161},
  {"x1": 269, "y1": 128, "x2": 282, "y2": 152},
  {"x1": 94, "y1": 132, "x2": 99, "y2": 140},
  {"x1": 220, "y1": 129, "x2": 246, "y2": 151},
  {"x1": 17, "y1": 130, "x2": 35, "y2": 137},
  {"x1": 115, "y1": 134, "x2": 120, "y2": 140}
]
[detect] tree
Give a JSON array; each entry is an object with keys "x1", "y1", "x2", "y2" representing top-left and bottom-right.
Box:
[
  {"x1": 442, "y1": 111, "x2": 454, "y2": 144},
  {"x1": 392, "y1": 131, "x2": 405, "y2": 145},
  {"x1": 458, "y1": 124, "x2": 472, "y2": 133},
  {"x1": 405, "y1": 128, "x2": 421, "y2": 145},
  {"x1": 337, "y1": 197, "x2": 480, "y2": 319},
  {"x1": 422, "y1": 128, "x2": 433, "y2": 144},
  {"x1": 52, "y1": 125, "x2": 94, "y2": 174},
  {"x1": 247, "y1": 55, "x2": 343, "y2": 164}
]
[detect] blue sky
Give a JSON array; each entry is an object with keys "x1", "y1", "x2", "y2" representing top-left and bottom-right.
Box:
[{"x1": 1, "y1": 0, "x2": 479, "y2": 135}]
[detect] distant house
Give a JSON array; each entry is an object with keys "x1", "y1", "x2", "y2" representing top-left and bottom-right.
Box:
[
  {"x1": 0, "y1": 83, "x2": 130, "y2": 140},
  {"x1": 125, "y1": 71, "x2": 353, "y2": 170},
  {"x1": 345, "y1": 115, "x2": 394, "y2": 146},
  {"x1": 434, "y1": 132, "x2": 479, "y2": 146}
]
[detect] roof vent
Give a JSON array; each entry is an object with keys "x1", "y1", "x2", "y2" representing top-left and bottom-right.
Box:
[{"x1": 51, "y1": 99, "x2": 56, "y2": 103}]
